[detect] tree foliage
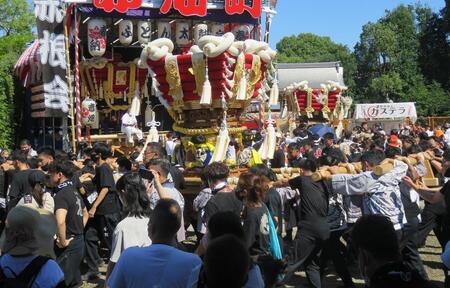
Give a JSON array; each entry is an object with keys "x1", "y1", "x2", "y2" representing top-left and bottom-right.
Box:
[
  {"x1": 354, "y1": 3, "x2": 450, "y2": 115},
  {"x1": 276, "y1": 33, "x2": 356, "y2": 88},
  {"x1": 0, "y1": 0, "x2": 33, "y2": 148},
  {"x1": 276, "y1": 3, "x2": 450, "y2": 116}
]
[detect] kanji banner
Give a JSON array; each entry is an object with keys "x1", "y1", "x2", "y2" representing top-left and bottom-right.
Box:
[
  {"x1": 91, "y1": 0, "x2": 263, "y2": 18},
  {"x1": 354, "y1": 102, "x2": 417, "y2": 122},
  {"x1": 34, "y1": 0, "x2": 69, "y2": 117}
]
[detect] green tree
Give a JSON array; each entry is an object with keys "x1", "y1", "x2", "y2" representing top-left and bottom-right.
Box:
[
  {"x1": 276, "y1": 33, "x2": 356, "y2": 88},
  {"x1": 417, "y1": 2, "x2": 450, "y2": 89},
  {"x1": 354, "y1": 4, "x2": 450, "y2": 115},
  {"x1": 0, "y1": 0, "x2": 34, "y2": 148}
]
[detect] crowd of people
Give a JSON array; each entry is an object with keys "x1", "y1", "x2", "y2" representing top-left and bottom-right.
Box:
[{"x1": 0, "y1": 121, "x2": 449, "y2": 287}]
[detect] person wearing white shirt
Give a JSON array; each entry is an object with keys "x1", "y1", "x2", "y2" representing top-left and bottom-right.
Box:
[
  {"x1": 19, "y1": 139, "x2": 37, "y2": 158},
  {"x1": 444, "y1": 123, "x2": 450, "y2": 147},
  {"x1": 165, "y1": 132, "x2": 176, "y2": 162},
  {"x1": 425, "y1": 126, "x2": 434, "y2": 137},
  {"x1": 121, "y1": 109, "x2": 143, "y2": 144}
]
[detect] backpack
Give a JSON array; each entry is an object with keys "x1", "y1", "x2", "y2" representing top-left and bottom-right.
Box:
[{"x1": 0, "y1": 256, "x2": 50, "y2": 288}]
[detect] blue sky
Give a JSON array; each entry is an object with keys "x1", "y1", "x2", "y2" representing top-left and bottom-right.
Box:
[{"x1": 268, "y1": 0, "x2": 446, "y2": 50}]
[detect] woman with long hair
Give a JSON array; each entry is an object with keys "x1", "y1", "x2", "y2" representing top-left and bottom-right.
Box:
[
  {"x1": 17, "y1": 171, "x2": 54, "y2": 213},
  {"x1": 105, "y1": 172, "x2": 152, "y2": 282},
  {"x1": 239, "y1": 173, "x2": 284, "y2": 287},
  {"x1": 238, "y1": 173, "x2": 271, "y2": 256}
]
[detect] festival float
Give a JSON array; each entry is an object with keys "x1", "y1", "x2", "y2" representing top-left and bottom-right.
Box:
[
  {"x1": 277, "y1": 62, "x2": 353, "y2": 138},
  {"x1": 15, "y1": 0, "x2": 292, "y2": 179}
]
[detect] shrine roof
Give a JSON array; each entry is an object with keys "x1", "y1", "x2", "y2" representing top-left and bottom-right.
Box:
[{"x1": 277, "y1": 61, "x2": 345, "y2": 91}]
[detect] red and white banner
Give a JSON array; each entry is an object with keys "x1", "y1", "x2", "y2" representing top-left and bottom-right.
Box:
[{"x1": 89, "y1": 0, "x2": 263, "y2": 18}]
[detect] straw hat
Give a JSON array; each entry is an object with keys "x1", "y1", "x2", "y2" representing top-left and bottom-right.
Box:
[{"x1": 1, "y1": 205, "x2": 56, "y2": 258}]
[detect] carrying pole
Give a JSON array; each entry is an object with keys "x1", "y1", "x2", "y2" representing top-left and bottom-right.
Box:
[{"x1": 64, "y1": 5, "x2": 77, "y2": 153}]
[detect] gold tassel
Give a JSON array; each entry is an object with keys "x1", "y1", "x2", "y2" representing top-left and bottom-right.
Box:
[
  {"x1": 200, "y1": 58, "x2": 212, "y2": 105},
  {"x1": 305, "y1": 88, "x2": 315, "y2": 118},
  {"x1": 234, "y1": 52, "x2": 247, "y2": 100},
  {"x1": 237, "y1": 70, "x2": 247, "y2": 100}
]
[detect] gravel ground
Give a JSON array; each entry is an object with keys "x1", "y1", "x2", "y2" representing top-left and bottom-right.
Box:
[{"x1": 82, "y1": 233, "x2": 445, "y2": 288}]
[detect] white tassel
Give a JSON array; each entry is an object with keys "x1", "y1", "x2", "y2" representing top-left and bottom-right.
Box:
[
  {"x1": 281, "y1": 102, "x2": 288, "y2": 119},
  {"x1": 145, "y1": 104, "x2": 153, "y2": 125},
  {"x1": 200, "y1": 59, "x2": 212, "y2": 106},
  {"x1": 130, "y1": 82, "x2": 141, "y2": 116},
  {"x1": 269, "y1": 81, "x2": 279, "y2": 106},
  {"x1": 335, "y1": 121, "x2": 344, "y2": 139},
  {"x1": 149, "y1": 126, "x2": 159, "y2": 143},
  {"x1": 145, "y1": 111, "x2": 159, "y2": 143},
  {"x1": 137, "y1": 109, "x2": 158, "y2": 162},
  {"x1": 258, "y1": 130, "x2": 267, "y2": 159},
  {"x1": 210, "y1": 123, "x2": 230, "y2": 164},
  {"x1": 259, "y1": 113, "x2": 277, "y2": 160},
  {"x1": 266, "y1": 123, "x2": 276, "y2": 160}
]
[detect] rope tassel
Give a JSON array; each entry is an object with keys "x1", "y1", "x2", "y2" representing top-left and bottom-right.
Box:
[
  {"x1": 237, "y1": 71, "x2": 247, "y2": 100},
  {"x1": 200, "y1": 58, "x2": 212, "y2": 105},
  {"x1": 269, "y1": 80, "x2": 279, "y2": 106},
  {"x1": 236, "y1": 52, "x2": 247, "y2": 100},
  {"x1": 130, "y1": 82, "x2": 141, "y2": 116}
]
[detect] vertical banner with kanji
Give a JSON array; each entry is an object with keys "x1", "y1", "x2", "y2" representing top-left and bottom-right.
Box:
[{"x1": 34, "y1": 0, "x2": 69, "y2": 117}]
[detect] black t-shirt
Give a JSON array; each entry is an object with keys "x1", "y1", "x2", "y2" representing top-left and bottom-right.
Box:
[
  {"x1": 265, "y1": 188, "x2": 282, "y2": 234},
  {"x1": 8, "y1": 170, "x2": 40, "y2": 211},
  {"x1": 54, "y1": 180, "x2": 85, "y2": 236},
  {"x1": 170, "y1": 165, "x2": 185, "y2": 190},
  {"x1": 0, "y1": 169, "x2": 5, "y2": 199},
  {"x1": 288, "y1": 176, "x2": 330, "y2": 238},
  {"x1": 3, "y1": 170, "x2": 16, "y2": 199},
  {"x1": 321, "y1": 146, "x2": 346, "y2": 163},
  {"x1": 303, "y1": 150, "x2": 317, "y2": 162},
  {"x1": 441, "y1": 181, "x2": 450, "y2": 231},
  {"x1": 203, "y1": 192, "x2": 243, "y2": 224},
  {"x1": 289, "y1": 156, "x2": 303, "y2": 168},
  {"x1": 270, "y1": 149, "x2": 285, "y2": 169},
  {"x1": 243, "y1": 205, "x2": 271, "y2": 256},
  {"x1": 441, "y1": 181, "x2": 450, "y2": 212},
  {"x1": 93, "y1": 163, "x2": 119, "y2": 215}
]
